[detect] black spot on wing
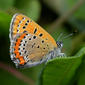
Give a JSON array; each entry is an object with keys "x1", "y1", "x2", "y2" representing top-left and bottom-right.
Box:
[
  {"x1": 29, "y1": 38, "x2": 31, "y2": 40},
  {"x1": 33, "y1": 36, "x2": 36, "y2": 39},
  {"x1": 27, "y1": 20, "x2": 29, "y2": 22},
  {"x1": 24, "y1": 51, "x2": 27, "y2": 54},
  {"x1": 37, "y1": 45, "x2": 40, "y2": 48},
  {"x1": 34, "y1": 28, "x2": 37, "y2": 34},
  {"x1": 23, "y1": 30, "x2": 27, "y2": 33},
  {"x1": 25, "y1": 23, "x2": 28, "y2": 25},
  {"x1": 42, "y1": 40, "x2": 44, "y2": 43},
  {"x1": 39, "y1": 33, "x2": 43, "y2": 37},
  {"x1": 43, "y1": 48, "x2": 45, "y2": 49},
  {"x1": 23, "y1": 26, "x2": 26, "y2": 29},
  {"x1": 23, "y1": 48, "x2": 25, "y2": 50}
]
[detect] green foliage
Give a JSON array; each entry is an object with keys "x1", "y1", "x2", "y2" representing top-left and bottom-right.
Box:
[
  {"x1": 38, "y1": 47, "x2": 85, "y2": 85},
  {"x1": 0, "y1": 11, "x2": 11, "y2": 35}
]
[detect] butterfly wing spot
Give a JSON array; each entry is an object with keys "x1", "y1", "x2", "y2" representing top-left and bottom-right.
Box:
[
  {"x1": 23, "y1": 26, "x2": 26, "y2": 29},
  {"x1": 23, "y1": 44, "x2": 25, "y2": 46},
  {"x1": 25, "y1": 23, "x2": 28, "y2": 25},
  {"x1": 23, "y1": 30, "x2": 27, "y2": 33},
  {"x1": 37, "y1": 45, "x2": 40, "y2": 48},
  {"x1": 17, "y1": 25, "x2": 20, "y2": 27},
  {"x1": 22, "y1": 17, "x2": 25, "y2": 20},
  {"x1": 19, "y1": 52, "x2": 21, "y2": 55},
  {"x1": 34, "y1": 28, "x2": 37, "y2": 34},
  {"x1": 33, "y1": 36, "x2": 36, "y2": 39},
  {"x1": 27, "y1": 20, "x2": 29, "y2": 22},
  {"x1": 19, "y1": 21, "x2": 22, "y2": 23},
  {"x1": 24, "y1": 51, "x2": 27, "y2": 54},
  {"x1": 24, "y1": 36, "x2": 26, "y2": 39},
  {"x1": 39, "y1": 33, "x2": 43, "y2": 37},
  {"x1": 25, "y1": 41, "x2": 27, "y2": 43},
  {"x1": 42, "y1": 40, "x2": 44, "y2": 43},
  {"x1": 18, "y1": 48, "x2": 20, "y2": 50},
  {"x1": 43, "y1": 48, "x2": 45, "y2": 49},
  {"x1": 29, "y1": 38, "x2": 31, "y2": 40},
  {"x1": 23, "y1": 48, "x2": 25, "y2": 50},
  {"x1": 17, "y1": 30, "x2": 19, "y2": 32},
  {"x1": 24, "y1": 56, "x2": 29, "y2": 62}
]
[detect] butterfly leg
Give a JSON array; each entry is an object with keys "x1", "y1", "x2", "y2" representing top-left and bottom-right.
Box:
[{"x1": 56, "y1": 53, "x2": 66, "y2": 57}]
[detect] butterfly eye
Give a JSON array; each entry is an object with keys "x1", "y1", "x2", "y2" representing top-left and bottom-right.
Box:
[{"x1": 56, "y1": 41, "x2": 63, "y2": 48}]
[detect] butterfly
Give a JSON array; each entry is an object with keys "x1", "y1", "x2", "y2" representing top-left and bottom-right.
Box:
[{"x1": 9, "y1": 13, "x2": 65, "y2": 68}]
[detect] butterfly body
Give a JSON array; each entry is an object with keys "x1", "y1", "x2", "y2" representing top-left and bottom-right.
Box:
[{"x1": 9, "y1": 14, "x2": 64, "y2": 68}]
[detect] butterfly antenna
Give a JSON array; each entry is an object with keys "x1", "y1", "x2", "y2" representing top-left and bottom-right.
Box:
[
  {"x1": 57, "y1": 33, "x2": 63, "y2": 41},
  {"x1": 62, "y1": 33, "x2": 73, "y2": 40}
]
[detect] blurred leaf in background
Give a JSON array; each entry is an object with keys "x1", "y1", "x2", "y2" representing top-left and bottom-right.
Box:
[{"x1": 14, "y1": 0, "x2": 41, "y2": 21}]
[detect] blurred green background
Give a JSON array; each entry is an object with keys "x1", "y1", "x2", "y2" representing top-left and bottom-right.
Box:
[{"x1": 0, "y1": 0, "x2": 85, "y2": 85}]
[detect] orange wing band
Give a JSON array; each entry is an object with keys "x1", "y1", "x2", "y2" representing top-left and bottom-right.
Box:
[{"x1": 13, "y1": 33, "x2": 26, "y2": 65}]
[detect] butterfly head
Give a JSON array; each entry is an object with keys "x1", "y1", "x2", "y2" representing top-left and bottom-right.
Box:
[{"x1": 56, "y1": 41, "x2": 63, "y2": 49}]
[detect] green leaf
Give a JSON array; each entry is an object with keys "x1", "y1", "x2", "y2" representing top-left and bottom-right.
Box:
[
  {"x1": 0, "y1": 11, "x2": 11, "y2": 35},
  {"x1": 39, "y1": 47, "x2": 85, "y2": 85}
]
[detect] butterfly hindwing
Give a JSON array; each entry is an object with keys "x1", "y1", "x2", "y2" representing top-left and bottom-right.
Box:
[{"x1": 10, "y1": 33, "x2": 52, "y2": 67}]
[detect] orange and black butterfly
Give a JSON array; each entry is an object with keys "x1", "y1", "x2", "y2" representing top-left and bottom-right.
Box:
[{"x1": 9, "y1": 14, "x2": 65, "y2": 68}]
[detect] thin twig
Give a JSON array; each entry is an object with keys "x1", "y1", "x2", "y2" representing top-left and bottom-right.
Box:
[
  {"x1": 48, "y1": 0, "x2": 85, "y2": 33},
  {"x1": 0, "y1": 62, "x2": 34, "y2": 85}
]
